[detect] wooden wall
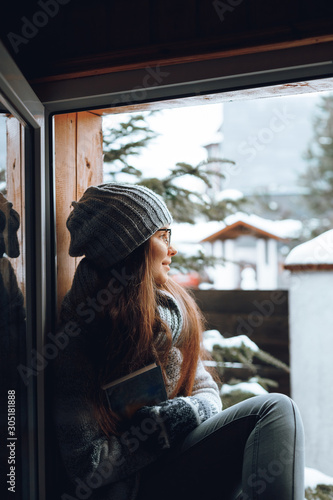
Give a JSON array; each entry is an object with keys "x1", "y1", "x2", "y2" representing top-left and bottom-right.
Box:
[
  {"x1": 54, "y1": 111, "x2": 103, "y2": 314},
  {"x1": 192, "y1": 289, "x2": 289, "y2": 362},
  {"x1": 192, "y1": 289, "x2": 290, "y2": 395}
]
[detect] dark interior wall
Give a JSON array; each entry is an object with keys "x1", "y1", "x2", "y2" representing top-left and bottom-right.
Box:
[{"x1": 1, "y1": 0, "x2": 333, "y2": 82}]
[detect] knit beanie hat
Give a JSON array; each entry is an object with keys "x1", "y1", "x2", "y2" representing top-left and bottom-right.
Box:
[{"x1": 66, "y1": 183, "x2": 172, "y2": 269}]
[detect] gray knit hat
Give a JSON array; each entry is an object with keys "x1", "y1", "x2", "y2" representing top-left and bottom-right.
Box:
[{"x1": 66, "y1": 183, "x2": 172, "y2": 268}]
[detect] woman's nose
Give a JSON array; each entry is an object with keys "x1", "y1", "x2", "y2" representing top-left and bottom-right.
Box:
[{"x1": 168, "y1": 245, "x2": 177, "y2": 256}]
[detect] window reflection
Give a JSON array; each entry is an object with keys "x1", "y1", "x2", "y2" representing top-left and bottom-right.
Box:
[{"x1": 0, "y1": 113, "x2": 27, "y2": 498}]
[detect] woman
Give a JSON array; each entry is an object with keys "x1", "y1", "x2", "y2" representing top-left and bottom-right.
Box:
[{"x1": 52, "y1": 182, "x2": 305, "y2": 500}]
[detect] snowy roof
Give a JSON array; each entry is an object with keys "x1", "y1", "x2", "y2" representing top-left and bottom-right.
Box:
[
  {"x1": 202, "y1": 219, "x2": 284, "y2": 241},
  {"x1": 285, "y1": 229, "x2": 333, "y2": 266},
  {"x1": 172, "y1": 212, "x2": 302, "y2": 245}
]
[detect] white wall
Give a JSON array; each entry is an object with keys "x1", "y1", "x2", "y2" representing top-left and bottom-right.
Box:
[
  {"x1": 216, "y1": 239, "x2": 239, "y2": 289},
  {"x1": 256, "y1": 238, "x2": 278, "y2": 289},
  {"x1": 288, "y1": 270, "x2": 333, "y2": 476}
]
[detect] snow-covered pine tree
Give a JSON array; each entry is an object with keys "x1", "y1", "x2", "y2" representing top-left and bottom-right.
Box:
[
  {"x1": 102, "y1": 111, "x2": 241, "y2": 224},
  {"x1": 300, "y1": 93, "x2": 333, "y2": 236}
]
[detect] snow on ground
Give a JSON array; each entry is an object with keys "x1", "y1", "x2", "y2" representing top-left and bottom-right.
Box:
[
  {"x1": 203, "y1": 329, "x2": 259, "y2": 353},
  {"x1": 305, "y1": 467, "x2": 333, "y2": 488}
]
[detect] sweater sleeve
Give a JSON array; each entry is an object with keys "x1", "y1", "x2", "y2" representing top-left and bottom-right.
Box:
[
  {"x1": 131, "y1": 359, "x2": 222, "y2": 450},
  {"x1": 51, "y1": 332, "x2": 164, "y2": 493},
  {"x1": 183, "y1": 358, "x2": 222, "y2": 424},
  {"x1": 191, "y1": 357, "x2": 222, "y2": 410},
  {"x1": 164, "y1": 345, "x2": 222, "y2": 426}
]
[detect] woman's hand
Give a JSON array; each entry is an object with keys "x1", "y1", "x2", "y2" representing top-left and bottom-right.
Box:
[{"x1": 130, "y1": 397, "x2": 199, "y2": 451}]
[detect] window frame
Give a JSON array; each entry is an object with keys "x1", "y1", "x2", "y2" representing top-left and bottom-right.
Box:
[
  {"x1": 1, "y1": 37, "x2": 333, "y2": 500},
  {"x1": 0, "y1": 40, "x2": 48, "y2": 500}
]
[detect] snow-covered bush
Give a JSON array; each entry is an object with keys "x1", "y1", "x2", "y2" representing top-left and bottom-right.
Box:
[
  {"x1": 203, "y1": 329, "x2": 289, "y2": 408},
  {"x1": 305, "y1": 485, "x2": 333, "y2": 499},
  {"x1": 305, "y1": 468, "x2": 333, "y2": 499}
]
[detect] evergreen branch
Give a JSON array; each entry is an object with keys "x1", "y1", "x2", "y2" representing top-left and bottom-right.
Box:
[{"x1": 255, "y1": 349, "x2": 290, "y2": 373}]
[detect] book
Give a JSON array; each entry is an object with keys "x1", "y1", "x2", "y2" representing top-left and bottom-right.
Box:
[{"x1": 102, "y1": 363, "x2": 167, "y2": 420}]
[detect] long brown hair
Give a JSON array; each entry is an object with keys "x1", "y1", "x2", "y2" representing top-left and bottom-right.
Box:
[{"x1": 92, "y1": 238, "x2": 207, "y2": 437}]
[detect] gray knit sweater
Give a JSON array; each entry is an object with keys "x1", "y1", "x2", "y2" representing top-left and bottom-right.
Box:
[{"x1": 52, "y1": 292, "x2": 222, "y2": 500}]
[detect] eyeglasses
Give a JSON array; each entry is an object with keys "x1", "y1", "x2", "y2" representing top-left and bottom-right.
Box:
[{"x1": 156, "y1": 228, "x2": 172, "y2": 248}]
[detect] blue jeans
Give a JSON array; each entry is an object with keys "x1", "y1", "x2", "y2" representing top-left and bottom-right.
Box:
[{"x1": 137, "y1": 393, "x2": 305, "y2": 500}]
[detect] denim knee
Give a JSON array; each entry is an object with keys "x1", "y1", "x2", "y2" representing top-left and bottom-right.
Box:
[
  {"x1": 255, "y1": 393, "x2": 305, "y2": 448},
  {"x1": 260, "y1": 393, "x2": 302, "y2": 420}
]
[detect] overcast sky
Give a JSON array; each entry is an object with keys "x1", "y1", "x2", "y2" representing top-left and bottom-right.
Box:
[
  {"x1": 102, "y1": 90, "x2": 330, "y2": 196},
  {"x1": 103, "y1": 102, "x2": 223, "y2": 183}
]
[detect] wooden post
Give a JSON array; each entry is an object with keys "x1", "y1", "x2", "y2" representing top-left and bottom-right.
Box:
[{"x1": 54, "y1": 111, "x2": 103, "y2": 315}]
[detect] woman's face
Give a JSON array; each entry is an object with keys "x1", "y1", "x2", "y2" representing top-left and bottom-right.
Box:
[{"x1": 150, "y1": 226, "x2": 177, "y2": 285}]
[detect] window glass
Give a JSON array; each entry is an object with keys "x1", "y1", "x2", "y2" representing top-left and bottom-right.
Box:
[{"x1": 0, "y1": 112, "x2": 28, "y2": 498}]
